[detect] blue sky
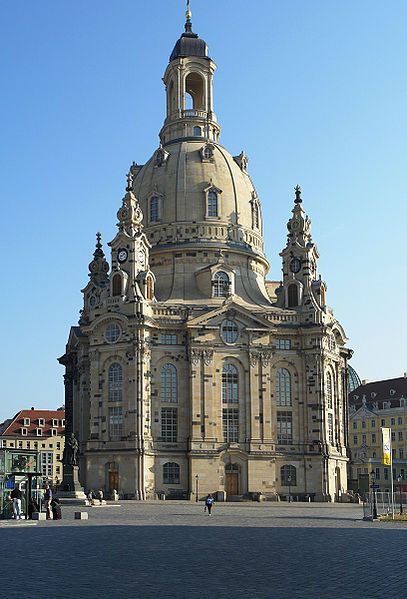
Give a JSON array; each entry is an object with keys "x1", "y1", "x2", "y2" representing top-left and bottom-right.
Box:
[{"x1": 1, "y1": 0, "x2": 406, "y2": 421}]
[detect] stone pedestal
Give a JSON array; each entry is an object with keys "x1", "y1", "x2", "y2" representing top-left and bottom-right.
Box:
[{"x1": 58, "y1": 465, "x2": 86, "y2": 501}]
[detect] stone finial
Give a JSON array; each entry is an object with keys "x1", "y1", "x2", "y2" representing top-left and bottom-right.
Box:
[{"x1": 294, "y1": 185, "x2": 302, "y2": 204}]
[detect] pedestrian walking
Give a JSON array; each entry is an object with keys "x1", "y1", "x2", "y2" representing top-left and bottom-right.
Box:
[
  {"x1": 205, "y1": 493, "x2": 214, "y2": 515},
  {"x1": 10, "y1": 485, "x2": 23, "y2": 519},
  {"x1": 43, "y1": 484, "x2": 53, "y2": 520},
  {"x1": 98, "y1": 489, "x2": 104, "y2": 505}
]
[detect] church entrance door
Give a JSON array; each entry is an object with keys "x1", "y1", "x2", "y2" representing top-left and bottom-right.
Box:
[
  {"x1": 225, "y1": 463, "x2": 239, "y2": 497},
  {"x1": 109, "y1": 471, "x2": 119, "y2": 494},
  {"x1": 226, "y1": 473, "x2": 238, "y2": 496}
]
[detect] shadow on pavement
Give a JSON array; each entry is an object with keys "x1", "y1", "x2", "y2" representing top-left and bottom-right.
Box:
[{"x1": 3, "y1": 525, "x2": 406, "y2": 598}]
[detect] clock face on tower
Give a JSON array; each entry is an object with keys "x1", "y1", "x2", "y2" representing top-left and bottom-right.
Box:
[
  {"x1": 117, "y1": 248, "x2": 128, "y2": 263},
  {"x1": 290, "y1": 257, "x2": 301, "y2": 273}
]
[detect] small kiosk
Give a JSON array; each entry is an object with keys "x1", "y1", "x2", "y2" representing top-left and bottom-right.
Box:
[{"x1": 0, "y1": 449, "x2": 42, "y2": 519}]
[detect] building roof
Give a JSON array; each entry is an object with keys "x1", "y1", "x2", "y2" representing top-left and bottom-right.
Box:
[
  {"x1": 348, "y1": 365, "x2": 362, "y2": 393},
  {"x1": 349, "y1": 376, "x2": 407, "y2": 410},
  {"x1": 170, "y1": 32, "x2": 209, "y2": 62},
  {"x1": 0, "y1": 409, "x2": 65, "y2": 437}
]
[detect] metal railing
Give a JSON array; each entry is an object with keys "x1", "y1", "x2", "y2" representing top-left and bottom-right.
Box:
[{"x1": 363, "y1": 491, "x2": 407, "y2": 519}]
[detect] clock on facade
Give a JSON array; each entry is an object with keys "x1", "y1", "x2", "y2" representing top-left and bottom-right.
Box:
[
  {"x1": 117, "y1": 248, "x2": 128, "y2": 263},
  {"x1": 290, "y1": 257, "x2": 301, "y2": 273}
]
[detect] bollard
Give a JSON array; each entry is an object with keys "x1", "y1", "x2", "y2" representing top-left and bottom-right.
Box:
[{"x1": 74, "y1": 512, "x2": 89, "y2": 520}]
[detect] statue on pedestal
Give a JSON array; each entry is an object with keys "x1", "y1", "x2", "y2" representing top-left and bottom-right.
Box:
[{"x1": 63, "y1": 432, "x2": 79, "y2": 466}]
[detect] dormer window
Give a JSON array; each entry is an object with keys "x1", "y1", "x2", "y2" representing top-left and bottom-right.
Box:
[
  {"x1": 149, "y1": 195, "x2": 160, "y2": 223},
  {"x1": 52, "y1": 419, "x2": 58, "y2": 427},
  {"x1": 155, "y1": 147, "x2": 169, "y2": 167},
  {"x1": 204, "y1": 184, "x2": 222, "y2": 219},
  {"x1": 250, "y1": 193, "x2": 261, "y2": 230},
  {"x1": 61, "y1": 419, "x2": 65, "y2": 427},
  {"x1": 21, "y1": 427, "x2": 27, "y2": 436},
  {"x1": 51, "y1": 429, "x2": 57, "y2": 437},
  {"x1": 213, "y1": 271, "x2": 230, "y2": 297},
  {"x1": 207, "y1": 190, "x2": 218, "y2": 217},
  {"x1": 23, "y1": 418, "x2": 30, "y2": 426},
  {"x1": 38, "y1": 418, "x2": 45, "y2": 427},
  {"x1": 36, "y1": 428, "x2": 42, "y2": 436},
  {"x1": 201, "y1": 143, "x2": 215, "y2": 162}
]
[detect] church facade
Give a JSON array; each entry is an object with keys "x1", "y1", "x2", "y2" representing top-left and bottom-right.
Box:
[{"x1": 59, "y1": 10, "x2": 352, "y2": 501}]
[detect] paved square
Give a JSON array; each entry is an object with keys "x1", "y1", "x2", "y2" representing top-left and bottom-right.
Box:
[{"x1": 2, "y1": 502, "x2": 406, "y2": 598}]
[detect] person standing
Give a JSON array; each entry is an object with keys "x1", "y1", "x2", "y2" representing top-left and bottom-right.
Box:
[
  {"x1": 205, "y1": 493, "x2": 214, "y2": 516},
  {"x1": 10, "y1": 485, "x2": 23, "y2": 520},
  {"x1": 43, "y1": 484, "x2": 53, "y2": 520},
  {"x1": 98, "y1": 489, "x2": 104, "y2": 505}
]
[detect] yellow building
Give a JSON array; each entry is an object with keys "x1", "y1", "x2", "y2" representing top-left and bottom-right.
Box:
[
  {"x1": 348, "y1": 376, "x2": 407, "y2": 492},
  {"x1": 0, "y1": 409, "x2": 65, "y2": 487}
]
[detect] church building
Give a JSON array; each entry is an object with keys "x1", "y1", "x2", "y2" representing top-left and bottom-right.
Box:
[{"x1": 59, "y1": 8, "x2": 352, "y2": 501}]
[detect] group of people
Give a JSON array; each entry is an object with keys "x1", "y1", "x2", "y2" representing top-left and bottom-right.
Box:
[
  {"x1": 6, "y1": 483, "x2": 61, "y2": 520},
  {"x1": 86, "y1": 489, "x2": 104, "y2": 506}
]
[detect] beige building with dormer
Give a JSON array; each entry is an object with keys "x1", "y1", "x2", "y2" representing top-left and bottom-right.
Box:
[{"x1": 59, "y1": 10, "x2": 352, "y2": 501}]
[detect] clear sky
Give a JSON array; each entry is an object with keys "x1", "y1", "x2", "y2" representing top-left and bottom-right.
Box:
[{"x1": 1, "y1": 0, "x2": 406, "y2": 422}]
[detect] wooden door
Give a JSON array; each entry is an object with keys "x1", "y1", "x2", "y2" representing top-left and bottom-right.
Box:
[
  {"x1": 226, "y1": 472, "x2": 239, "y2": 496},
  {"x1": 109, "y1": 471, "x2": 119, "y2": 494}
]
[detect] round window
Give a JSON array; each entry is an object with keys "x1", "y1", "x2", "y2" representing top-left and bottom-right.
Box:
[
  {"x1": 221, "y1": 320, "x2": 239, "y2": 344},
  {"x1": 105, "y1": 323, "x2": 121, "y2": 344}
]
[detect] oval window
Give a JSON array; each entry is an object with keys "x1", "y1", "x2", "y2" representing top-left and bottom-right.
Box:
[
  {"x1": 105, "y1": 323, "x2": 122, "y2": 344},
  {"x1": 221, "y1": 320, "x2": 238, "y2": 344}
]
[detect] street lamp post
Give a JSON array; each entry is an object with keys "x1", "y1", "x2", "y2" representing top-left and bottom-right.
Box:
[
  {"x1": 195, "y1": 475, "x2": 199, "y2": 502},
  {"x1": 397, "y1": 475, "x2": 403, "y2": 515},
  {"x1": 287, "y1": 475, "x2": 292, "y2": 503},
  {"x1": 370, "y1": 470, "x2": 378, "y2": 519}
]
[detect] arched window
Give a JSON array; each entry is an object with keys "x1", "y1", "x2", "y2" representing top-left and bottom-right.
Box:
[
  {"x1": 146, "y1": 276, "x2": 154, "y2": 300},
  {"x1": 276, "y1": 368, "x2": 291, "y2": 406},
  {"x1": 213, "y1": 271, "x2": 229, "y2": 297},
  {"x1": 288, "y1": 284, "x2": 298, "y2": 307},
  {"x1": 281, "y1": 465, "x2": 297, "y2": 486},
  {"x1": 193, "y1": 126, "x2": 202, "y2": 136},
  {"x1": 112, "y1": 273, "x2": 122, "y2": 297},
  {"x1": 161, "y1": 363, "x2": 177, "y2": 403},
  {"x1": 108, "y1": 363, "x2": 123, "y2": 402},
  {"x1": 207, "y1": 190, "x2": 218, "y2": 217},
  {"x1": 150, "y1": 196, "x2": 159, "y2": 222},
  {"x1": 163, "y1": 462, "x2": 180, "y2": 484},
  {"x1": 222, "y1": 364, "x2": 239, "y2": 403},
  {"x1": 222, "y1": 363, "x2": 239, "y2": 443},
  {"x1": 185, "y1": 72, "x2": 204, "y2": 109},
  {"x1": 326, "y1": 371, "x2": 333, "y2": 409}
]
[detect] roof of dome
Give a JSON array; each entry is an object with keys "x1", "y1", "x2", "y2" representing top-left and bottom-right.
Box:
[
  {"x1": 348, "y1": 365, "x2": 362, "y2": 393},
  {"x1": 133, "y1": 139, "x2": 265, "y2": 258},
  {"x1": 170, "y1": 32, "x2": 209, "y2": 62}
]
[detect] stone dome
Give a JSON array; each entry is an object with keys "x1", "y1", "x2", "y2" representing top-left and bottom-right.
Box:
[{"x1": 133, "y1": 139, "x2": 266, "y2": 262}]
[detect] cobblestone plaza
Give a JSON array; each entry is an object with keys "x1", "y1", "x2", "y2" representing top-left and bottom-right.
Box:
[{"x1": 2, "y1": 503, "x2": 406, "y2": 598}]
